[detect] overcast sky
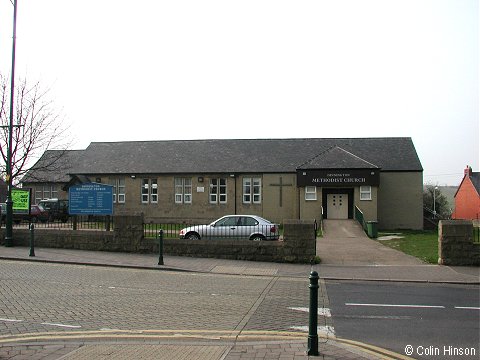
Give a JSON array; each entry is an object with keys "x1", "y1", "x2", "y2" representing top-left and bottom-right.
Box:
[{"x1": 0, "y1": 0, "x2": 478, "y2": 186}]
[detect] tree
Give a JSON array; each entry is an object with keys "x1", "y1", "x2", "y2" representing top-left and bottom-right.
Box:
[
  {"x1": 423, "y1": 185, "x2": 450, "y2": 218},
  {"x1": 0, "y1": 75, "x2": 72, "y2": 185}
]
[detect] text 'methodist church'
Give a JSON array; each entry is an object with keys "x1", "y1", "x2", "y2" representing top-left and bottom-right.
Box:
[{"x1": 22, "y1": 137, "x2": 424, "y2": 230}]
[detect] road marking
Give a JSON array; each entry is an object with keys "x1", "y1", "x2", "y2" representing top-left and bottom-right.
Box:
[
  {"x1": 290, "y1": 325, "x2": 335, "y2": 336},
  {"x1": 288, "y1": 307, "x2": 332, "y2": 317},
  {"x1": 0, "y1": 318, "x2": 23, "y2": 322},
  {"x1": 341, "y1": 315, "x2": 412, "y2": 320},
  {"x1": 345, "y1": 303, "x2": 445, "y2": 309},
  {"x1": 41, "y1": 322, "x2": 82, "y2": 328},
  {"x1": 455, "y1": 306, "x2": 480, "y2": 310}
]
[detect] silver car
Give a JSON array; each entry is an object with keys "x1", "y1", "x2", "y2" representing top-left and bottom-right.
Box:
[{"x1": 179, "y1": 215, "x2": 279, "y2": 241}]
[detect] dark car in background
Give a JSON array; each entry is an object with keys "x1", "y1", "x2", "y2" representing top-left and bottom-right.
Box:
[
  {"x1": 26, "y1": 204, "x2": 49, "y2": 223},
  {"x1": 37, "y1": 199, "x2": 69, "y2": 222}
]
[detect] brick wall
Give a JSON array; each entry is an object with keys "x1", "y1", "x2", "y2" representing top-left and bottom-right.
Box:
[
  {"x1": 438, "y1": 220, "x2": 480, "y2": 266},
  {"x1": 0, "y1": 217, "x2": 316, "y2": 263}
]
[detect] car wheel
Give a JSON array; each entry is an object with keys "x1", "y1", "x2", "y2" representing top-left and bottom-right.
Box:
[
  {"x1": 250, "y1": 234, "x2": 265, "y2": 241},
  {"x1": 186, "y1": 232, "x2": 201, "y2": 240}
]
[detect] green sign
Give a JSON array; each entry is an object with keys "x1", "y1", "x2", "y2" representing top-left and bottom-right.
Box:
[{"x1": 12, "y1": 189, "x2": 30, "y2": 211}]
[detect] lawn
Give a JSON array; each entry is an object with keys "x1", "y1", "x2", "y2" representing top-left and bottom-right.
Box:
[{"x1": 377, "y1": 230, "x2": 439, "y2": 264}]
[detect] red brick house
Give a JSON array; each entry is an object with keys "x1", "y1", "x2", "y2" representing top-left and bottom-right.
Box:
[{"x1": 452, "y1": 166, "x2": 480, "y2": 221}]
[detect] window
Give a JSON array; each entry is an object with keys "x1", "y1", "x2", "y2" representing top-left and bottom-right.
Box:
[
  {"x1": 216, "y1": 216, "x2": 238, "y2": 227},
  {"x1": 110, "y1": 178, "x2": 126, "y2": 203},
  {"x1": 360, "y1": 186, "x2": 372, "y2": 201},
  {"x1": 175, "y1": 178, "x2": 192, "y2": 204},
  {"x1": 43, "y1": 185, "x2": 51, "y2": 200},
  {"x1": 35, "y1": 190, "x2": 42, "y2": 204},
  {"x1": 305, "y1": 186, "x2": 317, "y2": 201},
  {"x1": 151, "y1": 179, "x2": 158, "y2": 203},
  {"x1": 34, "y1": 184, "x2": 58, "y2": 203},
  {"x1": 209, "y1": 178, "x2": 227, "y2": 204},
  {"x1": 118, "y1": 179, "x2": 126, "y2": 203},
  {"x1": 243, "y1": 177, "x2": 261, "y2": 204},
  {"x1": 142, "y1": 179, "x2": 158, "y2": 204}
]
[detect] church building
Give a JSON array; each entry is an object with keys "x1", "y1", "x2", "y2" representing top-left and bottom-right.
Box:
[{"x1": 21, "y1": 137, "x2": 424, "y2": 230}]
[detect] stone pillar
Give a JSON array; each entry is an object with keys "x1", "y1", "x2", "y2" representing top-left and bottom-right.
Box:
[
  {"x1": 283, "y1": 219, "x2": 316, "y2": 263},
  {"x1": 113, "y1": 214, "x2": 145, "y2": 252},
  {"x1": 438, "y1": 220, "x2": 480, "y2": 266}
]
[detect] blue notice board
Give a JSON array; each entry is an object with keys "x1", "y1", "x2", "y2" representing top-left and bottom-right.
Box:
[{"x1": 69, "y1": 183, "x2": 113, "y2": 215}]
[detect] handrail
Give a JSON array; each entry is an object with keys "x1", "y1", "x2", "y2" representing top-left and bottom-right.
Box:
[{"x1": 355, "y1": 206, "x2": 367, "y2": 233}]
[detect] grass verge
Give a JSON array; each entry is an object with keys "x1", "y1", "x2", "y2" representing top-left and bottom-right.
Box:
[{"x1": 377, "y1": 230, "x2": 438, "y2": 264}]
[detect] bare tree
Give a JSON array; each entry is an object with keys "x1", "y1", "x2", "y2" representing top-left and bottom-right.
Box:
[{"x1": 0, "y1": 74, "x2": 72, "y2": 184}]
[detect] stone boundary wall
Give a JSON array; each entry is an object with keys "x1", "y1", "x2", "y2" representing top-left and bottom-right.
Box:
[
  {"x1": 438, "y1": 220, "x2": 480, "y2": 266},
  {"x1": 0, "y1": 217, "x2": 316, "y2": 264}
]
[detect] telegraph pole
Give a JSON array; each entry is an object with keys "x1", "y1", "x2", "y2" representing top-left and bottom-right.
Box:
[{"x1": 5, "y1": 0, "x2": 18, "y2": 247}]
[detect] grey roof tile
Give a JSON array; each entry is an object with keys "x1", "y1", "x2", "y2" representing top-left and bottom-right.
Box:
[
  {"x1": 299, "y1": 146, "x2": 380, "y2": 169},
  {"x1": 22, "y1": 150, "x2": 85, "y2": 183},
  {"x1": 70, "y1": 137, "x2": 423, "y2": 175}
]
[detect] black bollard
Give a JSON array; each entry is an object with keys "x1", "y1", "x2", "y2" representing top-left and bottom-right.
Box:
[
  {"x1": 29, "y1": 223, "x2": 35, "y2": 257},
  {"x1": 158, "y1": 229, "x2": 164, "y2": 265},
  {"x1": 307, "y1": 270, "x2": 319, "y2": 356}
]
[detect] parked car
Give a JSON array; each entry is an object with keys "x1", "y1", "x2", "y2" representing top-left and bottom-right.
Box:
[
  {"x1": 179, "y1": 215, "x2": 279, "y2": 241},
  {"x1": 28, "y1": 204, "x2": 49, "y2": 223},
  {"x1": 37, "y1": 199, "x2": 69, "y2": 222},
  {"x1": 0, "y1": 203, "x2": 49, "y2": 224}
]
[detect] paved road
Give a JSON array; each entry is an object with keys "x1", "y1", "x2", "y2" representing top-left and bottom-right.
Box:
[
  {"x1": 326, "y1": 280, "x2": 480, "y2": 359},
  {"x1": 0, "y1": 260, "x2": 332, "y2": 337}
]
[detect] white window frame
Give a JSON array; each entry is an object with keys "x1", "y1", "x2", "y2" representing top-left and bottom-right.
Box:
[
  {"x1": 142, "y1": 179, "x2": 149, "y2": 203},
  {"x1": 243, "y1": 178, "x2": 251, "y2": 203},
  {"x1": 305, "y1": 186, "x2": 317, "y2": 201},
  {"x1": 35, "y1": 184, "x2": 58, "y2": 203},
  {"x1": 35, "y1": 190, "x2": 42, "y2": 204},
  {"x1": 142, "y1": 178, "x2": 158, "y2": 204},
  {"x1": 151, "y1": 179, "x2": 158, "y2": 203},
  {"x1": 175, "y1": 178, "x2": 192, "y2": 204},
  {"x1": 360, "y1": 186, "x2": 372, "y2": 201},
  {"x1": 243, "y1": 177, "x2": 261, "y2": 204},
  {"x1": 219, "y1": 178, "x2": 227, "y2": 203},
  {"x1": 110, "y1": 178, "x2": 126, "y2": 203},
  {"x1": 118, "y1": 178, "x2": 126, "y2": 203},
  {"x1": 210, "y1": 178, "x2": 227, "y2": 204},
  {"x1": 42, "y1": 185, "x2": 51, "y2": 200}
]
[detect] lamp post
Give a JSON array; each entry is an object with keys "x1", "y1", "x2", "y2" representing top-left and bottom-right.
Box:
[
  {"x1": 4, "y1": 0, "x2": 18, "y2": 247},
  {"x1": 433, "y1": 186, "x2": 438, "y2": 217}
]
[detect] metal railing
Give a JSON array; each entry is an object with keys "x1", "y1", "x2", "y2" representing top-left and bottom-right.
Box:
[
  {"x1": 2, "y1": 215, "x2": 113, "y2": 231},
  {"x1": 355, "y1": 206, "x2": 367, "y2": 232}
]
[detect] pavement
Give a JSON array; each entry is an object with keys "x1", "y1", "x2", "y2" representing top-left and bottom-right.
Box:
[{"x1": 0, "y1": 220, "x2": 478, "y2": 359}]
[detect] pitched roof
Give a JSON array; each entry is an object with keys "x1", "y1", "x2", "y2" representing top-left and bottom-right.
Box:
[
  {"x1": 454, "y1": 170, "x2": 480, "y2": 198},
  {"x1": 298, "y1": 146, "x2": 379, "y2": 169},
  {"x1": 21, "y1": 150, "x2": 84, "y2": 183},
  {"x1": 69, "y1": 137, "x2": 422, "y2": 175}
]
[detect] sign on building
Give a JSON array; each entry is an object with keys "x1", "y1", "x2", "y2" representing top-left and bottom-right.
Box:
[
  {"x1": 297, "y1": 169, "x2": 380, "y2": 187},
  {"x1": 69, "y1": 183, "x2": 113, "y2": 215}
]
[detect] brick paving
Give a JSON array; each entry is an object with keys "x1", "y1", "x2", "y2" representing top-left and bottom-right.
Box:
[
  {"x1": 0, "y1": 259, "x2": 412, "y2": 359},
  {"x1": 0, "y1": 338, "x2": 392, "y2": 360},
  {"x1": 2, "y1": 239, "x2": 472, "y2": 359}
]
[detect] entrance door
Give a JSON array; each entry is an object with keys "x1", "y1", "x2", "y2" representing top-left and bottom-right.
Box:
[{"x1": 327, "y1": 194, "x2": 349, "y2": 219}]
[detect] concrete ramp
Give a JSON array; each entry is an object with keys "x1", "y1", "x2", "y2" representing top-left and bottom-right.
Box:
[{"x1": 317, "y1": 220, "x2": 424, "y2": 265}]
